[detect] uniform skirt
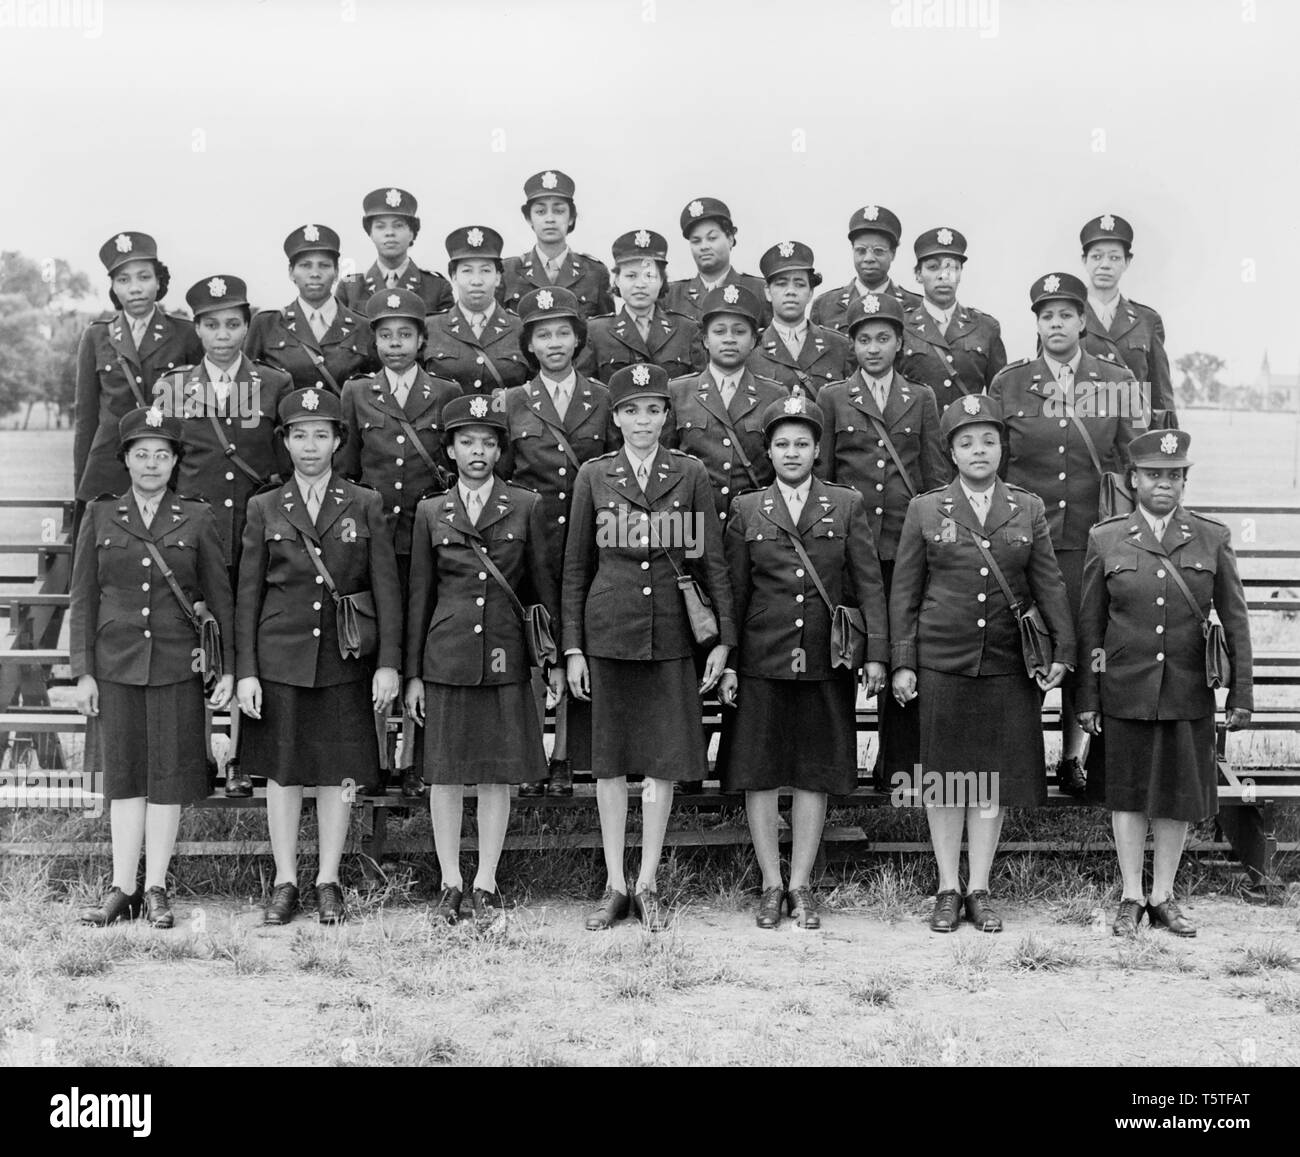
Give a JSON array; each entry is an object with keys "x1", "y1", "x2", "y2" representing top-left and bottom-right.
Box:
[
  {"x1": 84, "y1": 678, "x2": 208, "y2": 805},
  {"x1": 917, "y1": 668, "x2": 1046, "y2": 808},
  {"x1": 241, "y1": 679, "x2": 379, "y2": 787},
  {"x1": 422, "y1": 680, "x2": 547, "y2": 786},
  {"x1": 589, "y1": 656, "x2": 707, "y2": 781},
  {"x1": 1093, "y1": 715, "x2": 1217, "y2": 822},
  {"x1": 718, "y1": 675, "x2": 858, "y2": 795}
]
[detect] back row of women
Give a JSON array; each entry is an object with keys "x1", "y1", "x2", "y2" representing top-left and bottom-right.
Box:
[{"x1": 71, "y1": 172, "x2": 1250, "y2": 941}]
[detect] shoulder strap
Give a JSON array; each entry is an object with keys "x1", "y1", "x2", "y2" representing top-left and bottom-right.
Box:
[
  {"x1": 114, "y1": 352, "x2": 149, "y2": 408},
  {"x1": 1058, "y1": 383, "x2": 1105, "y2": 475},
  {"x1": 384, "y1": 398, "x2": 450, "y2": 487},
  {"x1": 866, "y1": 412, "x2": 916, "y2": 498},
  {"x1": 280, "y1": 329, "x2": 341, "y2": 393},
  {"x1": 471, "y1": 541, "x2": 527, "y2": 621},
  {"x1": 206, "y1": 412, "x2": 269, "y2": 487},
  {"x1": 531, "y1": 399, "x2": 582, "y2": 470},
  {"x1": 782, "y1": 529, "x2": 835, "y2": 614},
  {"x1": 967, "y1": 528, "x2": 1022, "y2": 613},
  {"x1": 709, "y1": 397, "x2": 762, "y2": 489},
  {"x1": 1161, "y1": 555, "x2": 1208, "y2": 624},
  {"x1": 297, "y1": 530, "x2": 342, "y2": 602},
  {"x1": 142, "y1": 540, "x2": 202, "y2": 631}
]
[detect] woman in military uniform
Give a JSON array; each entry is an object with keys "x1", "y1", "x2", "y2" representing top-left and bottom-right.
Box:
[
  {"x1": 747, "y1": 241, "x2": 854, "y2": 400},
  {"x1": 500, "y1": 169, "x2": 613, "y2": 320},
  {"x1": 890, "y1": 396, "x2": 1074, "y2": 934},
  {"x1": 423, "y1": 226, "x2": 530, "y2": 397},
  {"x1": 235, "y1": 388, "x2": 403, "y2": 926},
  {"x1": 1077, "y1": 429, "x2": 1252, "y2": 937},
  {"x1": 499, "y1": 286, "x2": 617, "y2": 798},
  {"x1": 718, "y1": 396, "x2": 889, "y2": 929},
  {"x1": 664, "y1": 197, "x2": 770, "y2": 328},
  {"x1": 897, "y1": 227, "x2": 1007, "y2": 415},
  {"x1": 562, "y1": 364, "x2": 735, "y2": 931},
  {"x1": 72, "y1": 408, "x2": 235, "y2": 928},
  {"x1": 405, "y1": 396, "x2": 561, "y2": 925},
  {"x1": 336, "y1": 187, "x2": 454, "y2": 315},
  {"x1": 581, "y1": 230, "x2": 703, "y2": 385},
  {"x1": 339, "y1": 288, "x2": 462, "y2": 798},
  {"x1": 987, "y1": 272, "x2": 1139, "y2": 796},
  {"x1": 75, "y1": 232, "x2": 202, "y2": 514},
  {"x1": 1078, "y1": 213, "x2": 1176, "y2": 429},
  {"x1": 817, "y1": 292, "x2": 948, "y2": 790},
  {"x1": 810, "y1": 205, "x2": 921, "y2": 333},
  {"x1": 244, "y1": 225, "x2": 374, "y2": 395}
]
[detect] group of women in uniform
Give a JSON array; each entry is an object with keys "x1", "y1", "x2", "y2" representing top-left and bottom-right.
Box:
[{"x1": 70, "y1": 181, "x2": 1252, "y2": 940}]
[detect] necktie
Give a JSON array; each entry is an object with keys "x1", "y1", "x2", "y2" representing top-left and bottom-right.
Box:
[
  {"x1": 385, "y1": 270, "x2": 399, "y2": 289},
  {"x1": 1059, "y1": 363, "x2": 1075, "y2": 403},
  {"x1": 139, "y1": 496, "x2": 157, "y2": 527},
  {"x1": 547, "y1": 257, "x2": 562, "y2": 283},
  {"x1": 465, "y1": 489, "x2": 483, "y2": 525},
  {"x1": 634, "y1": 314, "x2": 651, "y2": 343},
  {"x1": 215, "y1": 371, "x2": 231, "y2": 409},
  {"x1": 636, "y1": 460, "x2": 650, "y2": 491},
  {"x1": 391, "y1": 374, "x2": 409, "y2": 408},
  {"x1": 943, "y1": 310, "x2": 956, "y2": 336},
  {"x1": 306, "y1": 484, "x2": 322, "y2": 523},
  {"x1": 778, "y1": 326, "x2": 803, "y2": 359},
  {"x1": 970, "y1": 491, "x2": 989, "y2": 525},
  {"x1": 785, "y1": 487, "x2": 804, "y2": 524},
  {"x1": 1152, "y1": 517, "x2": 1167, "y2": 542},
  {"x1": 130, "y1": 316, "x2": 149, "y2": 350},
  {"x1": 552, "y1": 382, "x2": 570, "y2": 419},
  {"x1": 719, "y1": 377, "x2": 737, "y2": 409},
  {"x1": 872, "y1": 377, "x2": 889, "y2": 413},
  {"x1": 309, "y1": 310, "x2": 329, "y2": 341},
  {"x1": 469, "y1": 313, "x2": 485, "y2": 339}
]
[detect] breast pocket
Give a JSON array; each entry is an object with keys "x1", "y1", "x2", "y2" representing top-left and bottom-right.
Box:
[
  {"x1": 334, "y1": 518, "x2": 371, "y2": 545},
  {"x1": 158, "y1": 530, "x2": 197, "y2": 552},
  {"x1": 263, "y1": 524, "x2": 300, "y2": 544},
  {"x1": 1001, "y1": 526, "x2": 1033, "y2": 551},
  {"x1": 1179, "y1": 552, "x2": 1217, "y2": 578},
  {"x1": 810, "y1": 519, "x2": 843, "y2": 540}
]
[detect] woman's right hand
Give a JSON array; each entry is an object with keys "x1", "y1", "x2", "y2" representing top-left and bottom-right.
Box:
[
  {"x1": 718, "y1": 670, "x2": 738, "y2": 708},
  {"x1": 76, "y1": 674, "x2": 99, "y2": 717},
  {"x1": 236, "y1": 676, "x2": 262, "y2": 719},
  {"x1": 891, "y1": 668, "x2": 917, "y2": 706},
  {"x1": 566, "y1": 652, "x2": 591, "y2": 701},
  {"x1": 1077, "y1": 711, "x2": 1103, "y2": 736},
  {"x1": 404, "y1": 678, "x2": 425, "y2": 725}
]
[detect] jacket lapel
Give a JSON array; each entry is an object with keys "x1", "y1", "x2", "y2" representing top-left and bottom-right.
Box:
[
  {"x1": 478, "y1": 310, "x2": 515, "y2": 350},
  {"x1": 1108, "y1": 296, "x2": 1140, "y2": 340},
  {"x1": 401, "y1": 368, "x2": 441, "y2": 423},
  {"x1": 137, "y1": 309, "x2": 170, "y2": 359},
  {"x1": 799, "y1": 476, "x2": 835, "y2": 534},
  {"x1": 434, "y1": 490, "x2": 481, "y2": 541},
  {"x1": 758, "y1": 325, "x2": 799, "y2": 371},
  {"x1": 882, "y1": 373, "x2": 917, "y2": 426},
  {"x1": 908, "y1": 304, "x2": 952, "y2": 352},
  {"x1": 847, "y1": 372, "x2": 883, "y2": 421},
  {"x1": 473, "y1": 480, "x2": 513, "y2": 533},
  {"x1": 282, "y1": 301, "x2": 321, "y2": 353},
  {"x1": 606, "y1": 450, "x2": 648, "y2": 510},
  {"x1": 314, "y1": 475, "x2": 352, "y2": 537},
  {"x1": 610, "y1": 311, "x2": 649, "y2": 354},
  {"x1": 516, "y1": 251, "x2": 545, "y2": 291},
  {"x1": 728, "y1": 370, "x2": 763, "y2": 423},
  {"x1": 757, "y1": 481, "x2": 798, "y2": 536},
  {"x1": 107, "y1": 312, "x2": 142, "y2": 370},
  {"x1": 320, "y1": 304, "x2": 361, "y2": 351},
  {"x1": 644, "y1": 308, "x2": 679, "y2": 354},
  {"x1": 564, "y1": 373, "x2": 601, "y2": 432},
  {"x1": 641, "y1": 447, "x2": 681, "y2": 507},
  {"x1": 797, "y1": 327, "x2": 831, "y2": 369},
  {"x1": 981, "y1": 479, "x2": 1018, "y2": 534},
  {"x1": 937, "y1": 480, "x2": 985, "y2": 540},
  {"x1": 694, "y1": 371, "x2": 730, "y2": 427},
  {"x1": 281, "y1": 478, "x2": 322, "y2": 542}
]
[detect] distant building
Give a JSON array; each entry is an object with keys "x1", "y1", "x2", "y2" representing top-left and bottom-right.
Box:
[{"x1": 1256, "y1": 352, "x2": 1300, "y2": 395}]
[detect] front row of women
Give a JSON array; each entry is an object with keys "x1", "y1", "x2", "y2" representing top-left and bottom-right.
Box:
[{"x1": 73, "y1": 376, "x2": 1253, "y2": 938}]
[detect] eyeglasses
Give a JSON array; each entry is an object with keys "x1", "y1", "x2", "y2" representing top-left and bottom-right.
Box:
[
  {"x1": 127, "y1": 449, "x2": 175, "y2": 464},
  {"x1": 853, "y1": 246, "x2": 893, "y2": 259}
]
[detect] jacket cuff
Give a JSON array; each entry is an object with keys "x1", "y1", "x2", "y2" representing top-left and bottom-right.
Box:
[
  {"x1": 866, "y1": 634, "x2": 889, "y2": 666},
  {"x1": 891, "y1": 642, "x2": 917, "y2": 671}
]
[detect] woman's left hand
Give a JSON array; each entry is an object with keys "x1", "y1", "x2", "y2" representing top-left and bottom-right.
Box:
[
  {"x1": 207, "y1": 674, "x2": 235, "y2": 710},
  {"x1": 546, "y1": 664, "x2": 566, "y2": 706},
  {"x1": 699, "y1": 645, "x2": 730, "y2": 694},
  {"x1": 862, "y1": 662, "x2": 887, "y2": 697},
  {"x1": 1036, "y1": 662, "x2": 1068, "y2": 692},
  {"x1": 717, "y1": 670, "x2": 738, "y2": 708},
  {"x1": 1225, "y1": 708, "x2": 1252, "y2": 731},
  {"x1": 372, "y1": 666, "x2": 400, "y2": 713}
]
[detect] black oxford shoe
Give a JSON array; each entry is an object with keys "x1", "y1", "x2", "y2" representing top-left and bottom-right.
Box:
[
  {"x1": 144, "y1": 886, "x2": 174, "y2": 929},
  {"x1": 929, "y1": 889, "x2": 963, "y2": 933},
  {"x1": 400, "y1": 767, "x2": 426, "y2": 800},
  {"x1": 756, "y1": 886, "x2": 785, "y2": 929},
  {"x1": 787, "y1": 885, "x2": 821, "y2": 929},
  {"x1": 80, "y1": 887, "x2": 142, "y2": 927},
  {"x1": 263, "y1": 882, "x2": 299, "y2": 926},
  {"x1": 585, "y1": 887, "x2": 630, "y2": 931},
  {"x1": 471, "y1": 888, "x2": 504, "y2": 924},
  {"x1": 1147, "y1": 898, "x2": 1196, "y2": 937},
  {"x1": 1057, "y1": 756, "x2": 1087, "y2": 797},
  {"x1": 964, "y1": 889, "x2": 1003, "y2": 933},
  {"x1": 224, "y1": 759, "x2": 253, "y2": 798},
  {"x1": 1111, "y1": 898, "x2": 1145, "y2": 937},
  {"x1": 434, "y1": 886, "x2": 464, "y2": 925},
  {"x1": 633, "y1": 887, "x2": 669, "y2": 932},
  {"x1": 316, "y1": 882, "x2": 347, "y2": 924},
  {"x1": 546, "y1": 758, "x2": 573, "y2": 798}
]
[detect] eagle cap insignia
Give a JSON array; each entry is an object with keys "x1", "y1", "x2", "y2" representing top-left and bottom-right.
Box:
[
  {"x1": 1160, "y1": 433, "x2": 1178, "y2": 454},
  {"x1": 385, "y1": 188, "x2": 402, "y2": 207},
  {"x1": 466, "y1": 227, "x2": 484, "y2": 247},
  {"x1": 145, "y1": 407, "x2": 163, "y2": 427},
  {"x1": 541, "y1": 171, "x2": 558, "y2": 190},
  {"x1": 1100, "y1": 213, "x2": 1116, "y2": 231},
  {"x1": 864, "y1": 295, "x2": 880, "y2": 314},
  {"x1": 469, "y1": 396, "x2": 489, "y2": 418},
  {"x1": 207, "y1": 277, "x2": 226, "y2": 297},
  {"x1": 722, "y1": 285, "x2": 740, "y2": 304},
  {"x1": 962, "y1": 395, "x2": 981, "y2": 415},
  {"x1": 1043, "y1": 274, "x2": 1061, "y2": 293},
  {"x1": 303, "y1": 225, "x2": 320, "y2": 243},
  {"x1": 537, "y1": 289, "x2": 554, "y2": 309},
  {"x1": 302, "y1": 389, "x2": 320, "y2": 411},
  {"x1": 634, "y1": 229, "x2": 651, "y2": 248},
  {"x1": 863, "y1": 205, "x2": 879, "y2": 221},
  {"x1": 777, "y1": 241, "x2": 795, "y2": 258},
  {"x1": 386, "y1": 293, "x2": 401, "y2": 308},
  {"x1": 114, "y1": 233, "x2": 132, "y2": 253},
  {"x1": 783, "y1": 396, "x2": 804, "y2": 415},
  {"x1": 631, "y1": 365, "x2": 651, "y2": 387},
  {"x1": 688, "y1": 199, "x2": 704, "y2": 218},
  {"x1": 937, "y1": 228, "x2": 954, "y2": 245}
]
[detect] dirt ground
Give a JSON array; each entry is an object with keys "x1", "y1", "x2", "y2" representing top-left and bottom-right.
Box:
[{"x1": 5, "y1": 895, "x2": 1297, "y2": 1068}]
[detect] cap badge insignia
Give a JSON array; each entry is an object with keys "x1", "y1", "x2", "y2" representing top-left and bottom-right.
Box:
[
  {"x1": 541, "y1": 171, "x2": 558, "y2": 190},
  {"x1": 962, "y1": 395, "x2": 982, "y2": 415},
  {"x1": 385, "y1": 188, "x2": 402, "y2": 207},
  {"x1": 863, "y1": 205, "x2": 879, "y2": 221},
  {"x1": 467, "y1": 228, "x2": 484, "y2": 248},
  {"x1": 688, "y1": 200, "x2": 704, "y2": 218},
  {"x1": 722, "y1": 285, "x2": 740, "y2": 304},
  {"x1": 937, "y1": 228, "x2": 954, "y2": 245},
  {"x1": 536, "y1": 289, "x2": 554, "y2": 310},
  {"x1": 778, "y1": 241, "x2": 795, "y2": 258},
  {"x1": 634, "y1": 229, "x2": 651, "y2": 248},
  {"x1": 1100, "y1": 214, "x2": 1116, "y2": 231},
  {"x1": 386, "y1": 293, "x2": 401, "y2": 308},
  {"x1": 114, "y1": 234, "x2": 133, "y2": 253},
  {"x1": 207, "y1": 277, "x2": 227, "y2": 297},
  {"x1": 631, "y1": 365, "x2": 651, "y2": 387},
  {"x1": 1043, "y1": 274, "x2": 1061, "y2": 293},
  {"x1": 145, "y1": 407, "x2": 163, "y2": 428},
  {"x1": 783, "y1": 397, "x2": 804, "y2": 415},
  {"x1": 302, "y1": 389, "x2": 320, "y2": 411},
  {"x1": 469, "y1": 396, "x2": 489, "y2": 418},
  {"x1": 1160, "y1": 433, "x2": 1178, "y2": 455},
  {"x1": 303, "y1": 225, "x2": 320, "y2": 243},
  {"x1": 864, "y1": 295, "x2": 880, "y2": 314}
]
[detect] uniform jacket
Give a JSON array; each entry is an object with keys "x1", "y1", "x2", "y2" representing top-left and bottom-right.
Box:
[
  {"x1": 816, "y1": 371, "x2": 949, "y2": 561},
  {"x1": 423, "y1": 305, "x2": 530, "y2": 397},
  {"x1": 74, "y1": 309, "x2": 204, "y2": 501},
  {"x1": 724, "y1": 477, "x2": 889, "y2": 680},
  {"x1": 987, "y1": 353, "x2": 1139, "y2": 553},
  {"x1": 579, "y1": 306, "x2": 703, "y2": 384},
  {"x1": 810, "y1": 279, "x2": 922, "y2": 333},
  {"x1": 898, "y1": 300, "x2": 1007, "y2": 415},
  {"x1": 662, "y1": 369, "x2": 788, "y2": 521},
  {"x1": 1082, "y1": 295, "x2": 1176, "y2": 423},
  {"x1": 664, "y1": 269, "x2": 771, "y2": 328},
  {"x1": 498, "y1": 373, "x2": 620, "y2": 577},
  {"x1": 501, "y1": 249, "x2": 613, "y2": 319},
  {"x1": 336, "y1": 261, "x2": 453, "y2": 316},
  {"x1": 405, "y1": 481, "x2": 558, "y2": 686},
  {"x1": 338, "y1": 368, "x2": 463, "y2": 555},
  {"x1": 889, "y1": 478, "x2": 1075, "y2": 678},
  {"x1": 160, "y1": 357, "x2": 293, "y2": 567},
  {"x1": 243, "y1": 300, "x2": 374, "y2": 395},
  {"x1": 70, "y1": 490, "x2": 234, "y2": 685},
  {"x1": 1076, "y1": 507, "x2": 1253, "y2": 720},
  {"x1": 236, "y1": 474, "x2": 403, "y2": 687},
  {"x1": 562, "y1": 447, "x2": 737, "y2": 660},
  {"x1": 746, "y1": 322, "x2": 854, "y2": 400}
]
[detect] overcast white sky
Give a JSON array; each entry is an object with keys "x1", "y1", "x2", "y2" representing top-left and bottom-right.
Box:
[{"x1": 3, "y1": 0, "x2": 1298, "y2": 382}]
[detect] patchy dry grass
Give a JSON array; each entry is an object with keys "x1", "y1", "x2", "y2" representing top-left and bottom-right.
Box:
[{"x1": 1010, "y1": 932, "x2": 1083, "y2": 972}]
